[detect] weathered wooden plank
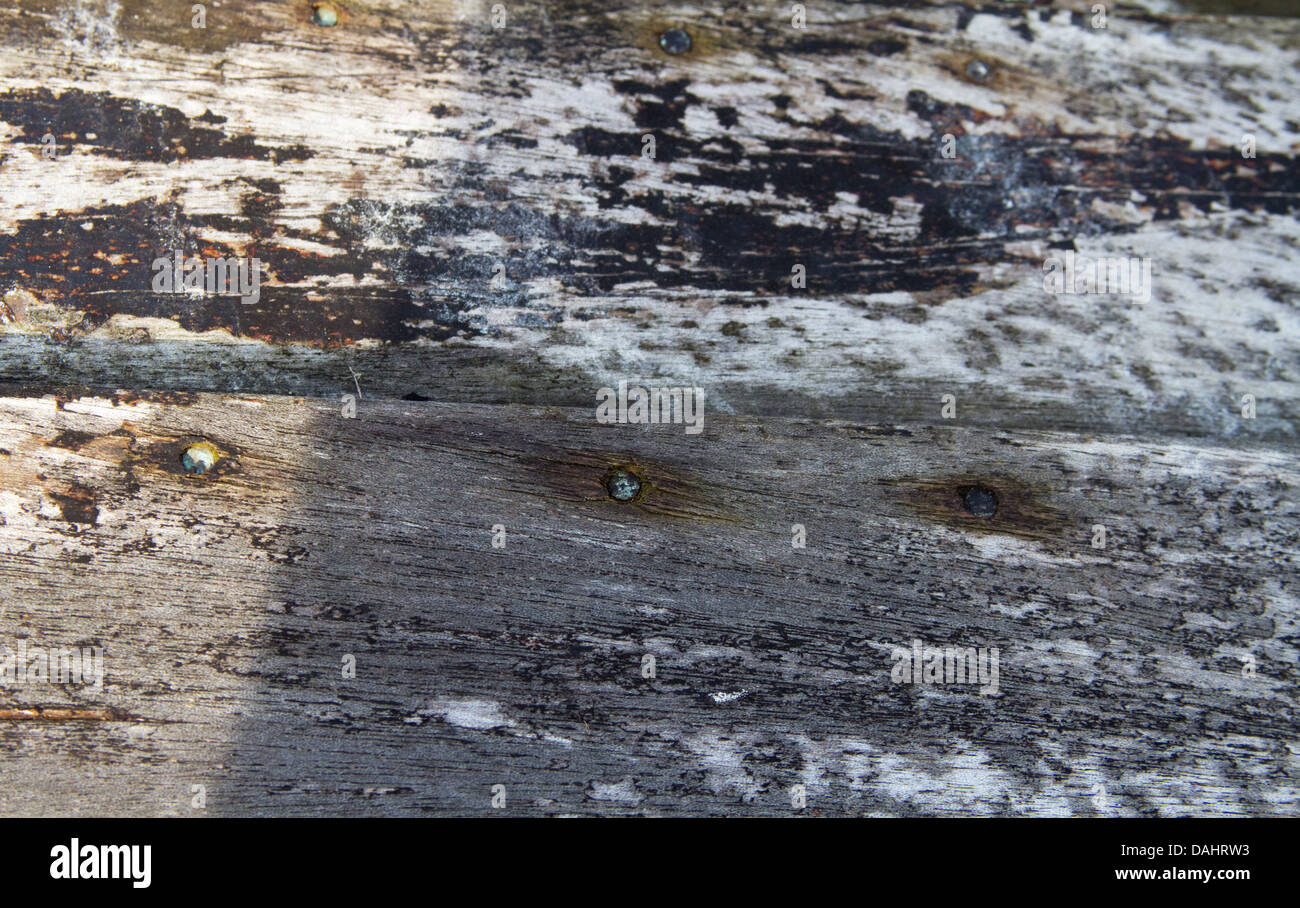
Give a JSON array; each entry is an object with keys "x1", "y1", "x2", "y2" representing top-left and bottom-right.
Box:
[
  {"x1": 1, "y1": 0, "x2": 1296, "y2": 818},
  {"x1": 0, "y1": 1, "x2": 1297, "y2": 439},
  {"x1": 0, "y1": 391, "x2": 1294, "y2": 815}
]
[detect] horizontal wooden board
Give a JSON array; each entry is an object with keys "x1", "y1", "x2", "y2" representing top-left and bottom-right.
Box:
[
  {"x1": 0, "y1": 1, "x2": 1297, "y2": 440},
  {"x1": 1, "y1": 0, "x2": 1296, "y2": 817},
  {"x1": 0, "y1": 391, "x2": 1294, "y2": 815}
]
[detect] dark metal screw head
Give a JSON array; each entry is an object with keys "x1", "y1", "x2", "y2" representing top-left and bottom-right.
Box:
[
  {"x1": 962, "y1": 486, "x2": 998, "y2": 518},
  {"x1": 965, "y1": 59, "x2": 992, "y2": 82},
  {"x1": 606, "y1": 469, "x2": 642, "y2": 502},
  {"x1": 659, "y1": 27, "x2": 692, "y2": 55}
]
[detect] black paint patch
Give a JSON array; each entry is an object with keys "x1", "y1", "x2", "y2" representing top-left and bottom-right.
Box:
[
  {"x1": 0, "y1": 198, "x2": 450, "y2": 345},
  {"x1": 46, "y1": 430, "x2": 97, "y2": 451},
  {"x1": 793, "y1": 37, "x2": 872, "y2": 55},
  {"x1": 866, "y1": 39, "x2": 907, "y2": 56},
  {"x1": 905, "y1": 89, "x2": 990, "y2": 125},
  {"x1": 49, "y1": 484, "x2": 99, "y2": 525},
  {"x1": 238, "y1": 178, "x2": 284, "y2": 232},
  {"x1": 3, "y1": 90, "x2": 1297, "y2": 347},
  {"x1": 613, "y1": 78, "x2": 697, "y2": 132},
  {"x1": 482, "y1": 130, "x2": 539, "y2": 149},
  {"x1": 0, "y1": 88, "x2": 314, "y2": 163}
]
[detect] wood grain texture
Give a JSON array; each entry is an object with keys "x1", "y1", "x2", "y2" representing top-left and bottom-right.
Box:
[
  {"x1": 0, "y1": 391, "x2": 1295, "y2": 816},
  {"x1": 0, "y1": 0, "x2": 1297, "y2": 816},
  {"x1": 0, "y1": 1, "x2": 1297, "y2": 438}
]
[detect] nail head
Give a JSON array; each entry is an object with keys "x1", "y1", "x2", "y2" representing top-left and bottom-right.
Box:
[
  {"x1": 659, "y1": 27, "x2": 692, "y2": 55},
  {"x1": 962, "y1": 486, "x2": 998, "y2": 518},
  {"x1": 311, "y1": 3, "x2": 339, "y2": 27},
  {"x1": 606, "y1": 469, "x2": 643, "y2": 502},
  {"x1": 181, "y1": 441, "x2": 219, "y2": 475},
  {"x1": 965, "y1": 59, "x2": 992, "y2": 82}
]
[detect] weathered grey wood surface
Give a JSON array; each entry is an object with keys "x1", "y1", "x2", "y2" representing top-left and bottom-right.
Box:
[
  {"x1": 0, "y1": 0, "x2": 1297, "y2": 815},
  {"x1": 0, "y1": 392, "x2": 1295, "y2": 815}
]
